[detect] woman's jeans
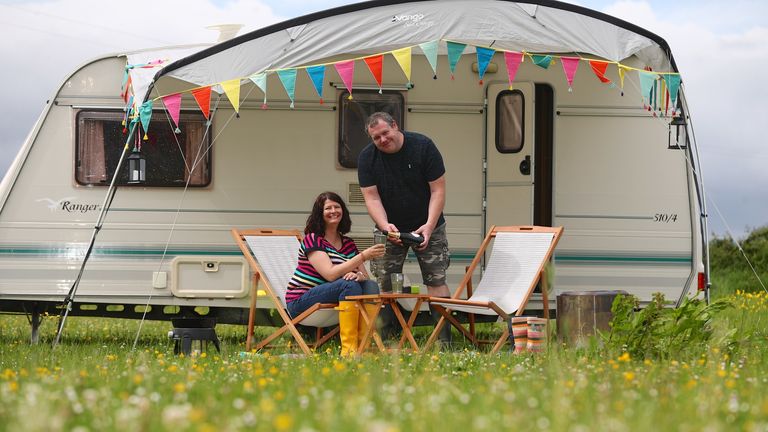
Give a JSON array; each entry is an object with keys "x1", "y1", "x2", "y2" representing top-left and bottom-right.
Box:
[{"x1": 287, "y1": 279, "x2": 379, "y2": 318}]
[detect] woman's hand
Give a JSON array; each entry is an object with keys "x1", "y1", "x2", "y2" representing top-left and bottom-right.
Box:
[
  {"x1": 361, "y1": 244, "x2": 386, "y2": 261},
  {"x1": 343, "y1": 272, "x2": 358, "y2": 281}
]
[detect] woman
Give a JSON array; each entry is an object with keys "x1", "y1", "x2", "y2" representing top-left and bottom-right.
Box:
[{"x1": 286, "y1": 191, "x2": 385, "y2": 356}]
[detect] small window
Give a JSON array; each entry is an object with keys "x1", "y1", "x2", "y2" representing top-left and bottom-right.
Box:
[
  {"x1": 338, "y1": 90, "x2": 405, "y2": 168},
  {"x1": 495, "y1": 90, "x2": 525, "y2": 153},
  {"x1": 75, "y1": 110, "x2": 212, "y2": 187}
]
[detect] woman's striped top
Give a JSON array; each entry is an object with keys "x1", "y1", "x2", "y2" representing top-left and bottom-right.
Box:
[{"x1": 285, "y1": 232, "x2": 359, "y2": 303}]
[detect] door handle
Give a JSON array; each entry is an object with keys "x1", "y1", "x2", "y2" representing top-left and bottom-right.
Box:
[{"x1": 519, "y1": 155, "x2": 531, "y2": 175}]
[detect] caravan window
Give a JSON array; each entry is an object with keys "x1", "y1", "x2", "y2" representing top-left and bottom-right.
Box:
[
  {"x1": 75, "y1": 110, "x2": 212, "y2": 187},
  {"x1": 337, "y1": 90, "x2": 405, "y2": 168},
  {"x1": 495, "y1": 90, "x2": 525, "y2": 153}
]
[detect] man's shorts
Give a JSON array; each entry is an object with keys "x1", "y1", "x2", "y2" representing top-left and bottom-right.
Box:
[{"x1": 381, "y1": 223, "x2": 450, "y2": 288}]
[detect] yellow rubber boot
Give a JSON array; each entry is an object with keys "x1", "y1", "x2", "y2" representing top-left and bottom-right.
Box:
[
  {"x1": 357, "y1": 303, "x2": 380, "y2": 350},
  {"x1": 338, "y1": 301, "x2": 360, "y2": 357}
]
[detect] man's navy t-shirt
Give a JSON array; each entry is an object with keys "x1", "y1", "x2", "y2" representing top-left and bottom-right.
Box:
[{"x1": 357, "y1": 131, "x2": 446, "y2": 232}]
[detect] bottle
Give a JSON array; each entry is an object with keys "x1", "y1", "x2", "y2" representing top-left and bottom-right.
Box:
[{"x1": 383, "y1": 231, "x2": 425, "y2": 246}]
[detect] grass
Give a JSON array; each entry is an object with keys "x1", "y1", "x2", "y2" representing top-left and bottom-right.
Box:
[{"x1": 1, "y1": 291, "x2": 768, "y2": 431}]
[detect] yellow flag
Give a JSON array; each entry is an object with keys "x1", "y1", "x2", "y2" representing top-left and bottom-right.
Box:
[
  {"x1": 392, "y1": 47, "x2": 412, "y2": 82},
  {"x1": 618, "y1": 65, "x2": 628, "y2": 90},
  {"x1": 221, "y1": 79, "x2": 241, "y2": 113}
]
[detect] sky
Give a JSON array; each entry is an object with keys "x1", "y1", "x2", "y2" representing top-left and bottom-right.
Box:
[{"x1": 0, "y1": 0, "x2": 765, "y2": 239}]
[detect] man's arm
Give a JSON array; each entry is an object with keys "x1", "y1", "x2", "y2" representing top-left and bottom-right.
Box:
[
  {"x1": 414, "y1": 174, "x2": 446, "y2": 248},
  {"x1": 360, "y1": 185, "x2": 398, "y2": 233}
]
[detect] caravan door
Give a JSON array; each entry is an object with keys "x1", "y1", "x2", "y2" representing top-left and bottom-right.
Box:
[{"x1": 484, "y1": 82, "x2": 536, "y2": 228}]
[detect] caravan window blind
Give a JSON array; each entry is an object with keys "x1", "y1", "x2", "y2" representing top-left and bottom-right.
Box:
[
  {"x1": 75, "y1": 110, "x2": 212, "y2": 187},
  {"x1": 495, "y1": 90, "x2": 525, "y2": 153}
]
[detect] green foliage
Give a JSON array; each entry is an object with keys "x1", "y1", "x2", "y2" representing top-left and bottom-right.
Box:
[
  {"x1": 603, "y1": 292, "x2": 732, "y2": 360},
  {"x1": 710, "y1": 225, "x2": 768, "y2": 297}
]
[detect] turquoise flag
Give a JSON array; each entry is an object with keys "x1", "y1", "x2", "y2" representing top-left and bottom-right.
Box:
[
  {"x1": 638, "y1": 71, "x2": 658, "y2": 105},
  {"x1": 475, "y1": 47, "x2": 495, "y2": 83},
  {"x1": 249, "y1": 72, "x2": 268, "y2": 108},
  {"x1": 138, "y1": 100, "x2": 153, "y2": 139},
  {"x1": 447, "y1": 41, "x2": 466, "y2": 78},
  {"x1": 277, "y1": 69, "x2": 297, "y2": 108},
  {"x1": 662, "y1": 74, "x2": 681, "y2": 111},
  {"x1": 531, "y1": 55, "x2": 552, "y2": 69},
  {"x1": 306, "y1": 65, "x2": 326, "y2": 102},
  {"x1": 419, "y1": 40, "x2": 439, "y2": 78}
]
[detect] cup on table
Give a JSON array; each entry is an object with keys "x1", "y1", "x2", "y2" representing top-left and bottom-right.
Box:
[{"x1": 390, "y1": 273, "x2": 404, "y2": 294}]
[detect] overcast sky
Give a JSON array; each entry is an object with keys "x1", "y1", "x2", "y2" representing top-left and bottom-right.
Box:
[{"x1": 0, "y1": 0, "x2": 765, "y2": 239}]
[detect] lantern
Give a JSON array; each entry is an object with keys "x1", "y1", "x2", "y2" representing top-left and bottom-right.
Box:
[{"x1": 127, "y1": 149, "x2": 146, "y2": 184}]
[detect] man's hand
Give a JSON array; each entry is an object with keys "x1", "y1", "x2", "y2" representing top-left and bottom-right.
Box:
[
  {"x1": 413, "y1": 224, "x2": 435, "y2": 251},
  {"x1": 383, "y1": 223, "x2": 403, "y2": 245}
]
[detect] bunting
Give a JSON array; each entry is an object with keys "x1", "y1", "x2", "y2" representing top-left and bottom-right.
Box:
[
  {"x1": 306, "y1": 65, "x2": 326, "y2": 103},
  {"x1": 191, "y1": 87, "x2": 212, "y2": 119},
  {"x1": 145, "y1": 40, "x2": 683, "y2": 125},
  {"x1": 249, "y1": 72, "x2": 268, "y2": 109},
  {"x1": 503, "y1": 51, "x2": 524, "y2": 89},
  {"x1": 662, "y1": 74, "x2": 681, "y2": 114},
  {"x1": 138, "y1": 100, "x2": 153, "y2": 140},
  {"x1": 531, "y1": 54, "x2": 553, "y2": 69},
  {"x1": 391, "y1": 47, "x2": 412, "y2": 84},
  {"x1": 475, "y1": 47, "x2": 495, "y2": 85},
  {"x1": 221, "y1": 79, "x2": 241, "y2": 115},
  {"x1": 589, "y1": 60, "x2": 611, "y2": 84},
  {"x1": 161, "y1": 93, "x2": 182, "y2": 133},
  {"x1": 419, "y1": 40, "x2": 439, "y2": 79},
  {"x1": 334, "y1": 60, "x2": 355, "y2": 99},
  {"x1": 277, "y1": 69, "x2": 298, "y2": 109},
  {"x1": 364, "y1": 55, "x2": 384, "y2": 93},
  {"x1": 560, "y1": 57, "x2": 580, "y2": 92},
  {"x1": 638, "y1": 70, "x2": 658, "y2": 109},
  {"x1": 446, "y1": 41, "x2": 466, "y2": 79}
]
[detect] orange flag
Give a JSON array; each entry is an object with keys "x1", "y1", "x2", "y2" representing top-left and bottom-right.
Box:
[
  {"x1": 364, "y1": 55, "x2": 384, "y2": 92},
  {"x1": 589, "y1": 60, "x2": 611, "y2": 84},
  {"x1": 191, "y1": 86, "x2": 212, "y2": 119}
]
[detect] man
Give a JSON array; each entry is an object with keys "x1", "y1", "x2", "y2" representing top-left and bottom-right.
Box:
[{"x1": 357, "y1": 111, "x2": 452, "y2": 344}]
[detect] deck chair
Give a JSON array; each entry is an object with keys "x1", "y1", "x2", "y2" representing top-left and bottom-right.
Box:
[
  {"x1": 423, "y1": 225, "x2": 563, "y2": 353},
  {"x1": 231, "y1": 229, "x2": 340, "y2": 355}
]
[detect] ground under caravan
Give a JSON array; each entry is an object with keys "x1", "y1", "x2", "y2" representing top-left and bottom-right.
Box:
[{"x1": 0, "y1": 0, "x2": 709, "y2": 336}]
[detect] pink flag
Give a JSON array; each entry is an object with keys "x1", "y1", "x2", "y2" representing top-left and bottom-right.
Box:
[
  {"x1": 161, "y1": 93, "x2": 182, "y2": 131},
  {"x1": 334, "y1": 60, "x2": 355, "y2": 99},
  {"x1": 561, "y1": 57, "x2": 580, "y2": 91},
  {"x1": 504, "y1": 51, "x2": 524, "y2": 89}
]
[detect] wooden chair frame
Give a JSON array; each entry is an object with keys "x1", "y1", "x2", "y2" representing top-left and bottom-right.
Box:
[
  {"x1": 423, "y1": 225, "x2": 563, "y2": 353},
  {"x1": 232, "y1": 228, "x2": 339, "y2": 355}
]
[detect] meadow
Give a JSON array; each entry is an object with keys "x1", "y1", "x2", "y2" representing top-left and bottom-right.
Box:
[
  {"x1": 1, "y1": 289, "x2": 767, "y2": 432},
  {"x1": 1, "y1": 229, "x2": 767, "y2": 431}
]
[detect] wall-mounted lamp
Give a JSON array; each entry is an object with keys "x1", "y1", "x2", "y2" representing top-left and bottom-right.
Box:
[
  {"x1": 127, "y1": 149, "x2": 146, "y2": 184},
  {"x1": 668, "y1": 115, "x2": 688, "y2": 150}
]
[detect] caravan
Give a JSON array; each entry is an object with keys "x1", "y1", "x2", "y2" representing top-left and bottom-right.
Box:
[{"x1": 0, "y1": 0, "x2": 708, "y2": 336}]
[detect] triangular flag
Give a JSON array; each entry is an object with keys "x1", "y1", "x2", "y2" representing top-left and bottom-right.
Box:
[
  {"x1": 475, "y1": 47, "x2": 495, "y2": 85},
  {"x1": 447, "y1": 41, "x2": 466, "y2": 79},
  {"x1": 392, "y1": 47, "x2": 412, "y2": 83},
  {"x1": 662, "y1": 74, "x2": 681, "y2": 113},
  {"x1": 419, "y1": 40, "x2": 439, "y2": 79},
  {"x1": 504, "y1": 51, "x2": 523, "y2": 89},
  {"x1": 560, "y1": 57, "x2": 580, "y2": 92},
  {"x1": 306, "y1": 65, "x2": 326, "y2": 103},
  {"x1": 531, "y1": 54, "x2": 553, "y2": 69},
  {"x1": 618, "y1": 65, "x2": 629, "y2": 95},
  {"x1": 638, "y1": 70, "x2": 658, "y2": 107},
  {"x1": 191, "y1": 87, "x2": 212, "y2": 119},
  {"x1": 221, "y1": 79, "x2": 241, "y2": 114},
  {"x1": 249, "y1": 72, "x2": 268, "y2": 108},
  {"x1": 364, "y1": 55, "x2": 384, "y2": 93},
  {"x1": 588, "y1": 60, "x2": 611, "y2": 84},
  {"x1": 277, "y1": 69, "x2": 298, "y2": 109},
  {"x1": 138, "y1": 100, "x2": 153, "y2": 140},
  {"x1": 161, "y1": 93, "x2": 182, "y2": 132},
  {"x1": 334, "y1": 60, "x2": 355, "y2": 99}
]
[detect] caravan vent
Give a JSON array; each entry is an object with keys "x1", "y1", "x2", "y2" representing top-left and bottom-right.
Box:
[
  {"x1": 348, "y1": 183, "x2": 365, "y2": 204},
  {"x1": 350, "y1": 236, "x2": 374, "y2": 250}
]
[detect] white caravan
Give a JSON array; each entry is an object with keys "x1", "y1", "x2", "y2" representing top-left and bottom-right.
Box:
[{"x1": 0, "y1": 0, "x2": 708, "y2": 335}]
